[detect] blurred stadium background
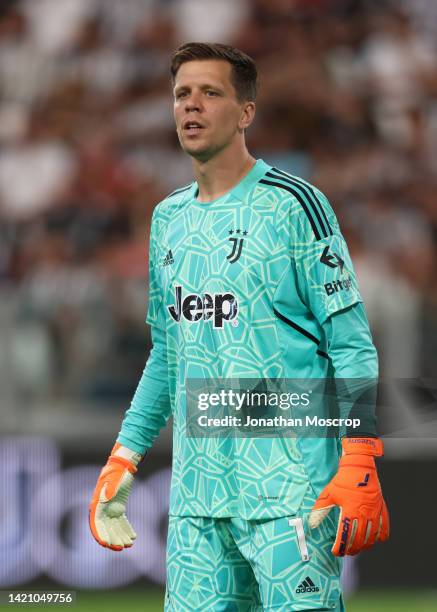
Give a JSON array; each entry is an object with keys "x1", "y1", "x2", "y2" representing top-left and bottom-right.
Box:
[{"x1": 0, "y1": 0, "x2": 436, "y2": 609}]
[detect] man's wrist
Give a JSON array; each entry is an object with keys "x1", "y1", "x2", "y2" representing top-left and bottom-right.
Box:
[{"x1": 111, "y1": 442, "x2": 144, "y2": 467}]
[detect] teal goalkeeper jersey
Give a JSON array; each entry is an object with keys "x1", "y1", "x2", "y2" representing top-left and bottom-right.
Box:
[{"x1": 118, "y1": 159, "x2": 376, "y2": 519}]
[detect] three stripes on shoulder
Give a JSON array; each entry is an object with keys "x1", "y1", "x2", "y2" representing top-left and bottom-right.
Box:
[{"x1": 260, "y1": 168, "x2": 333, "y2": 242}]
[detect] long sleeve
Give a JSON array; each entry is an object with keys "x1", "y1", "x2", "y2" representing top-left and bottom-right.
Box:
[
  {"x1": 117, "y1": 325, "x2": 172, "y2": 454},
  {"x1": 289, "y1": 185, "x2": 379, "y2": 437},
  {"x1": 322, "y1": 302, "x2": 379, "y2": 437},
  {"x1": 116, "y1": 207, "x2": 172, "y2": 454}
]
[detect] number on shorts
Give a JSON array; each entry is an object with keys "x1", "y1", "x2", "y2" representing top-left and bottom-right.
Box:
[{"x1": 288, "y1": 517, "x2": 310, "y2": 562}]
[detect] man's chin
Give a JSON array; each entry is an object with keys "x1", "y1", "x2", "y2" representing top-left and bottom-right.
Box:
[{"x1": 182, "y1": 142, "x2": 214, "y2": 162}]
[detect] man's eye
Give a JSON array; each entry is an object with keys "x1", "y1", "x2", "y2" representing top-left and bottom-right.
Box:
[
  {"x1": 176, "y1": 91, "x2": 188, "y2": 99},
  {"x1": 206, "y1": 91, "x2": 218, "y2": 97}
]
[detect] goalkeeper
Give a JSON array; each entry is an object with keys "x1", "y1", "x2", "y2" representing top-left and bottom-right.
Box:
[{"x1": 90, "y1": 42, "x2": 389, "y2": 611}]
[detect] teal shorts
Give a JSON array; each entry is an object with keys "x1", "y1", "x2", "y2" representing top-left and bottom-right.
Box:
[{"x1": 165, "y1": 489, "x2": 345, "y2": 611}]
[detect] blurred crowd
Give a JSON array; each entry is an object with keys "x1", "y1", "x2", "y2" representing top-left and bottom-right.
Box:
[{"x1": 0, "y1": 0, "x2": 436, "y2": 407}]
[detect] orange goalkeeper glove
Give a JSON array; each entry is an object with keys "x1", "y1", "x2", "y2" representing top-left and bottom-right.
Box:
[
  {"x1": 309, "y1": 437, "x2": 390, "y2": 556},
  {"x1": 89, "y1": 443, "x2": 142, "y2": 551}
]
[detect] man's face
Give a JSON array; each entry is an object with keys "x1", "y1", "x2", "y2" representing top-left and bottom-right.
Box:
[{"x1": 173, "y1": 59, "x2": 252, "y2": 161}]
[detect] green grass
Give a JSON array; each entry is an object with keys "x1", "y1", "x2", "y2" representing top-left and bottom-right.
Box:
[
  {"x1": 4, "y1": 589, "x2": 437, "y2": 611},
  {"x1": 347, "y1": 591, "x2": 437, "y2": 612}
]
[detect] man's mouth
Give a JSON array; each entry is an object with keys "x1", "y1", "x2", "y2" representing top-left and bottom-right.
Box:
[{"x1": 183, "y1": 121, "x2": 204, "y2": 135}]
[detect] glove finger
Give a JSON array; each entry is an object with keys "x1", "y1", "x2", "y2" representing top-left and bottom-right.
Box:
[
  {"x1": 362, "y1": 499, "x2": 387, "y2": 549},
  {"x1": 331, "y1": 509, "x2": 357, "y2": 557},
  {"x1": 107, "y1": 521, "x2": 126, "y2": 549},
  {"x1": 90, "y1": 500, "x2": 112, "y2": 548},
  {"x1": 309, "y1": 487, "x2": 335, "y2": 529},
  {"x1": 360, "y1": 518, "x2": 377, "y2": 550},
  {"x1": 112, "y1": 517, "x2": 135, "y2": 547},
  {"x1": 119, "y1": 515, "x2": 137, "y2": 542},
  {"x1": 114, "y1": 516, "x2": 136, "y2": 546},
  {"x1": 377, "y1": 500, "x2": 390, "y2": 542},
  {"x1": 357, "y1": 504, "x2": 381, "y2": 552},
  {"x1": 344, "y1": 514, "x2": 368, "y2": 555},
  {"x1": 94, "y1": 518, "x2": 111, "y2": 546},
  {"x1": 309, "y1": 505, "x2": 334, "y2": 529}
]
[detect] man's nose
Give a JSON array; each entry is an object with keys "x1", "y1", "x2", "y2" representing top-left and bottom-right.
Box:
[{"x1": 185, "y1": 93, "x2": 202, "y2": 112}]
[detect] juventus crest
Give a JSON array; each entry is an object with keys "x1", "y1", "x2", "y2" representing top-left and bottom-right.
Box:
[{"x1": 227, "y1": 228, "x2": 247, "y2": 264}]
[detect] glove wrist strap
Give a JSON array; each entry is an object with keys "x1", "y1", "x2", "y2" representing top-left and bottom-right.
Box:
[
  {"x1": 106, "y1": 443, "x2": 139, "y2": 474},
  {"x1": 342, "y1": 437, "x2": 384, "y2": 457},
  {"x1": 107, "y1": 455, "x2": 137, "y2": 474}
]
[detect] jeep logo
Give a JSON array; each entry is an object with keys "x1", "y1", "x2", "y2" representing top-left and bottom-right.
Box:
[{"x1": 167, "y1": 285, "x2": 238, "y2": 329}]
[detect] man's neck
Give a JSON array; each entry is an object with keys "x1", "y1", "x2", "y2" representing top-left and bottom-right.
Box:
[{"x1": 193, "y1": 148, "x2": 256, "y2": 203}]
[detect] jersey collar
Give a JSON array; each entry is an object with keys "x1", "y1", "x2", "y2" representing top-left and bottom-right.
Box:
[
  {"x1": 191, "y1": 158, "x2": 271, "y2": 205},
  {"x1": 230, "y1": 158, "x2": 271, "y2": 202}
]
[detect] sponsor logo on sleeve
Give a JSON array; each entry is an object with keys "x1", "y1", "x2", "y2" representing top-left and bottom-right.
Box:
[
  {"x1": 320, "y1": 245, "x2": 344, "y2": 271},
  {"x1": 324, "y1": 277, "x2": 353, "y2": 295}
]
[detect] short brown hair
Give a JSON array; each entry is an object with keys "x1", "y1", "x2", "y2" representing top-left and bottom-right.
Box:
[{"x1": 170, "y1": 42, "x2": 258, "y2": 102}]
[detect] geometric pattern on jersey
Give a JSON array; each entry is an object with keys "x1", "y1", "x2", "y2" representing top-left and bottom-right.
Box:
[
  {"x1": 145, "y1": 159, "x2": 363, "y2": 518},
  {"x1": 165, "y1": 486, "x2": 345, "y2": 611}
]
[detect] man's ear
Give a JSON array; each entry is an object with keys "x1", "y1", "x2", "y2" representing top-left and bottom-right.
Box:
[{"x1": 238, "y1": 101, "x2": 256, "y2": 132}]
